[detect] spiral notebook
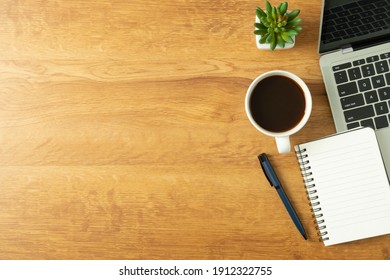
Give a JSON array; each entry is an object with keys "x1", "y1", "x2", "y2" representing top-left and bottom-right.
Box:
[{"x1": 295, "y1": 127, "x2": 390, "y2": 246}]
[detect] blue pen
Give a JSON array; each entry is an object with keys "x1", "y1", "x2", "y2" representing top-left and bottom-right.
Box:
[{"x1": 258, "y1": 153, "x2": 307, "y2": 240}]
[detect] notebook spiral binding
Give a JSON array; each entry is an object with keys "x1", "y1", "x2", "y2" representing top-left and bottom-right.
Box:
[{"x1": 295, "y1": 147, "x2": 329, "y2": 242}]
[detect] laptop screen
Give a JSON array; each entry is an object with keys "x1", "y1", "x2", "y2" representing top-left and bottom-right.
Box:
[{"x1": 319, "y1": 0, "x2": 390, "y2": 54}]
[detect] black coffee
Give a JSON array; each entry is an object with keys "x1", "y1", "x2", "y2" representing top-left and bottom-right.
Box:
[{"x1": 249, "y1": 75, "x2": 306, "y2": 132}]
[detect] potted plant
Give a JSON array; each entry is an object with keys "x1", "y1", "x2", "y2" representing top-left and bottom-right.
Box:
[{"x1": 254, "y1": 1, "x2": 302, "y2": 50}]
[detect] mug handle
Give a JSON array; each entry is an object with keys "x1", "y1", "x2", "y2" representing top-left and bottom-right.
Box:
[{"x1": 275, "y1": 136, "x2": 291, "y2": 154}]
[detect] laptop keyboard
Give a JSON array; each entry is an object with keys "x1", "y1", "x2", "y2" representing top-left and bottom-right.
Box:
[
  {"x1": 333, "y1": 51, "x2": 390, "y2": 130},
  {"x1": 321, "y1": 0, "x2": 390, "y2": 44}
]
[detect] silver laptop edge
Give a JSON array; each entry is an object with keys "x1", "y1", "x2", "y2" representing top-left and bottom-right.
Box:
[{"x1": 318, "y1": 0, "x2": 390, "y2": 176}]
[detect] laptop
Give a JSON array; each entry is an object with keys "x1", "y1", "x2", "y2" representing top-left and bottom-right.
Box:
[{"x1": 319, "y1": 0, "x2": 390, "y2": 176}]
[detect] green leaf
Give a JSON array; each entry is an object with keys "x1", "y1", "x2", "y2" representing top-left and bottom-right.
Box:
[
  {"x1": 276, "y1": 33, "x2": 285, "y2": 48},
  {"x1": 254, "y1": 23, "x2": 265, "y2": 29},
  {"x1": 293, "y1": 26, "x2": 303, "y2": 32},
  {"x1": 287, "y1": 9, "x2": 300, "y2": 21},
  {"x1": 254, "y1": 29, "x2": 267, "y2": 36},
  {"x1": 265, "y1": 1, "x2": 272, "y2": 14},
  {"x1": 272, "y1": 7, "x2": 277, "y2": 20},
  {"x1": 277, "y1": 3, "x2": 283, "y2": 11},
  {"x1": 256, "y1": 7, "x2": 266, "y2": 19},
  {"x1": 279, "y1": 2, "x2": 288, "y2": 15},
  {"x1": 281, "y1": 32, "x2": 294, "y2": 44},
  {"x1": 259, "y1": 33, "x2": 269, "y2": 44},
  {"x1": 287, "y1": 17, "x2": 302, "y2": 27},
  {"x1": 266, "y1": 31, "x2": 275, "y2": 43},
  {"x1": 260, "y1": 17, "x2": 269, "y2": 27},
  {"x1": 286, "y1": 29, "x2": 298, "y2": 36},
  {"x1": 270, "y1": 38, "x2": 277, "y2": 50}
]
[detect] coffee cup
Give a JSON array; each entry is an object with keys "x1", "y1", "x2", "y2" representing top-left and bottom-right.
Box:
[{"x1": 245, "y1": 70, "x2": 312, "y2": 154}]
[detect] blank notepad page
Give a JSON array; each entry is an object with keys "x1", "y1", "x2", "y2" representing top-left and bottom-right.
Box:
[{"x1": 295, "y1": 127, "x2": 390, "y2": 246}]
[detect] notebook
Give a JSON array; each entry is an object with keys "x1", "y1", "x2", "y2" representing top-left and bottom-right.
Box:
[
  {"x1": 294, "y1": 127, "x2": 390, "y2": 246},
  {"x1": 318, "y1": 0, "x2": 390, "y2": 181}
]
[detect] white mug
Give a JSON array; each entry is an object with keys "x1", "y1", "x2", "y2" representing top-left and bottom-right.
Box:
[{"x1": 245, "y1": 70, "x2": 312, "y2": 154}]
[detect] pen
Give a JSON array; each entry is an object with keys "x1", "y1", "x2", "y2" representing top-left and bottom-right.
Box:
[{"x1": 258, "y1": 153, "x2": 307, "y2": 240}]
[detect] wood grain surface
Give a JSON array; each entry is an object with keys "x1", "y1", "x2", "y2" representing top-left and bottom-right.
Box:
[{"x1": 0, "y1": 0, "x2": 389, "y2": 259}]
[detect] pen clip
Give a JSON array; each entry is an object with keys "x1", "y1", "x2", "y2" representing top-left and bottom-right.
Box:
[{"x1": 258, "y1": 153, "x2": 275, "y2": 187}]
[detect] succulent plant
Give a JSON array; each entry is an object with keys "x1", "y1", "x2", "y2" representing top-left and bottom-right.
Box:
[{"x1": 254, "y1": 1, "x2": 302, "y2": 50}]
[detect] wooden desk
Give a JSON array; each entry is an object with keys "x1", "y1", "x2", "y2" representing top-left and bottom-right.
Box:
[{"x1": 0, "y1": 0, "x2": 389, "y2": 260}]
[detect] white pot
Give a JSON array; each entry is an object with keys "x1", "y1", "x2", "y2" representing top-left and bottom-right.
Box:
[{"x1": 255, "y1": 15, "x2": 295, "y2": 50}]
